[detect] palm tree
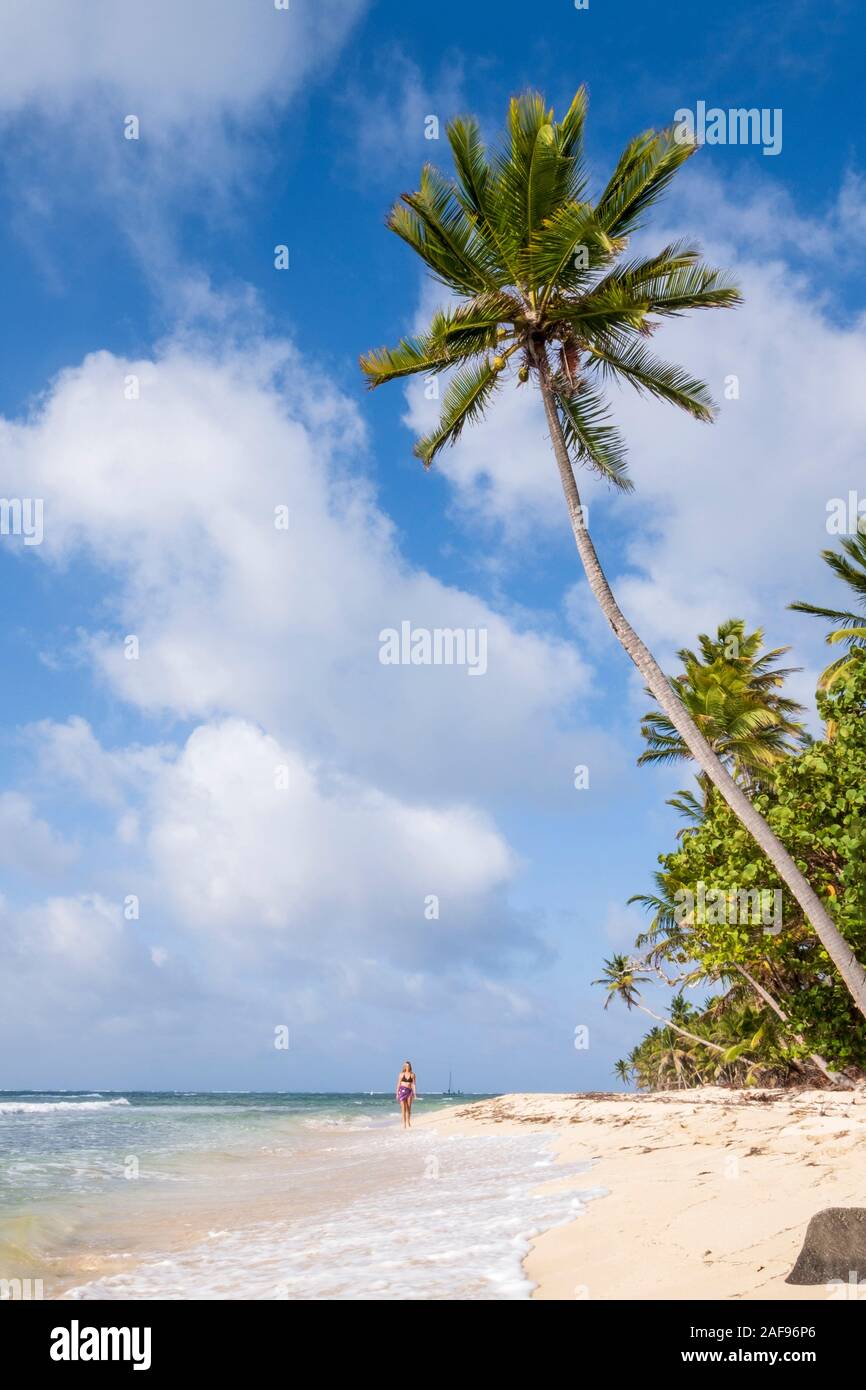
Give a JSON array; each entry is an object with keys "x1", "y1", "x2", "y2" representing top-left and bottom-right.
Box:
[
  {"x1": 635, "y1": 1026, "x2": 699, "y2": 1089},
  {"x1": 593, "y1": 953, "x2": 728, "y2": 1055},
  {"x1": 790, "y1": 533, "x2": 866, "y2": 690},
  {"x1": 360, "y1": 88, "x2": 866, "y2": 1017},
  {"x1": 638, "y1": 619, "x2": 806, "y2": 791},
  {"x1": 613, "y1": 1057, "x2": 632, "y2": 1085}
]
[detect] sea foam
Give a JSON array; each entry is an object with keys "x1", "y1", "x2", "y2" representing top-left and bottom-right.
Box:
[
  {"x1": 63, "y1": 1127, "x2": 605, "y2": 1301},
  {"x1": 0, "y1": 1099, "x2": 131, "y2": 1115}
]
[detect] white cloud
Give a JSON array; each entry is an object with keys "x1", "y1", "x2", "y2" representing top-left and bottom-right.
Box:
[
  {"x1": 0, "y1": 715, "x2": 544, "y2": 1068},
  {"x1": 28, "y1": 715, "x2": 173, "y2": 809},
  {"x1": 0, "y1": 0, "x2": 365, "y2": 126},
  {"x1": 0, "y1": 1, "x2": 367, "y2": 297},
  {"x1": 0, "y1": 323, "x2": 615, "y2": 1062},
  {"x1": 0, "y1": 791, "x2": 77, "y2": 875},
  {"x1": 148, "y1": 717, "x2": 514, "y2": 935},
  {"x1": 4, "y1": 335, "x2": 610, "y2": 807},
  {"x1": 0, "y1": 893, "x2": 131, "y2": 1026}
]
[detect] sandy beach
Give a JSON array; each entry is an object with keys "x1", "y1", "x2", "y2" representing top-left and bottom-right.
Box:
[{"x1": 418, "y1": 1088, "x2": 866, "y2": 1300}]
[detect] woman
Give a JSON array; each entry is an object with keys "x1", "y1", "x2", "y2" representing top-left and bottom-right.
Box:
[{"x1": 395, "y1": 1061, "x2": 417, "y2": 1129}]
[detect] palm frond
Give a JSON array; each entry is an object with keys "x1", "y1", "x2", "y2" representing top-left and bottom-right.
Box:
[
  {"x1": 826, "y1": 624, "x2": 866, "y2": 646},
  {"x1": 447, "y1": 116, "x2": 516, "y2": 275},
  {"x1": 553, "y1": 373, "x2": 633, "y2": 490},
  {"x1": 494, "y1": 91, "x2": 587, "y2": 279},
  {"x1": 789, "y1": 535, "x2": 866, "y2": 696},
  {"x1": 390, "y1": 164, "x2": 502, "y2": 295},
  {"x1": 412, "y1": 356, "x2": 502, "y2": 466},
  {"x1": 587, "y1": 247, "x2": 742, "y2": 318},
  {"x1": 367, "y1": 88, "x2": 742, "y2": 514},
  {"x1": 360, "y1": 294, "x2": 520, "y2": 386},
  {"x1": 529, "y1": 204, "x2": 620, "y2": 301},
  {"x1": 789, "y1": 601, "x2": 860, "y2": 623},
  {"x1": 550, "y1": 86, "x2": 589, "y2": 204},
  {"x1": 586, "y1": 336, "x2": 715, "y2": 421},
  {"x1": 596, "y1": 128, "x2": 697, "y2": 237}
]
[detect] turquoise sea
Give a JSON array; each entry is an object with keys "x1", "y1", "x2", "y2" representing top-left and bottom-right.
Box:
[{"x1": 0, "y1": 1091, "x2": 600, "y2": 1299}]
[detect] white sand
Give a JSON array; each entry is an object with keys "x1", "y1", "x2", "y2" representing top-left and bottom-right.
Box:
[{"x1": 417, "y1": 1088, "x2": 866, "y2": 1299}]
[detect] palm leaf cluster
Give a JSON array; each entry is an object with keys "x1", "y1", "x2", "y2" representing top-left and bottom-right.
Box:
[
  {"x1": 791, "y1": 532, "x2": 866, "y2": 691},
  {"x1": 360, "y1": 88, "x2": 740, "y2": 490},
  {"x1": 638, "y1": 619, "x2": 807, "y2": 792}
]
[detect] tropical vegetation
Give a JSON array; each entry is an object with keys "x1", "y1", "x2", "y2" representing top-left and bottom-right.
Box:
[
  {"x1": 606, "y1": 601, "x2": 866, "y2": 1089},
  {"x1": 791, "y1": 531, "x2": 866, "y2": 692}
]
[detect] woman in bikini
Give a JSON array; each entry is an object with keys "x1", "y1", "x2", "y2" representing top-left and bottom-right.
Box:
[{"x1": 395, "y1": 1061, "x2": 417, "y2": 1129}]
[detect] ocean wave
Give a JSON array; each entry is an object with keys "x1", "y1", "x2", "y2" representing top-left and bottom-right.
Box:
[
  {"x1": 300, "y1": 1113, "x2": 377, "y2": 1131},
  {"x1": 0, "y1": 1098, "x2": 131, "y2": 1115}
]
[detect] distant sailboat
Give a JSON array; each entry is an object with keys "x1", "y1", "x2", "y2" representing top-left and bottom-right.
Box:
[{"x1": 444, "y1": 1070, "x2": 464, "y2": 1098}]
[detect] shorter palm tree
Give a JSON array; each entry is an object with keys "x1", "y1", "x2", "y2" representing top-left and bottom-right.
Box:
[
  {"x1": 593, "y1": 953, "x2": 728, "y2": 1055},
  {"x1": 613, "y1": 1058, "x2": 632, "y2": 1085},
  {"x1": 638, "y1": 619, "x2": 805, "y2": 791},
  {"x1": 790, "y1": 533, "x2": 866, "y2": 690},
  {"x1": 637, "y1": 1027, "x2": 699, "y2": 1088}
]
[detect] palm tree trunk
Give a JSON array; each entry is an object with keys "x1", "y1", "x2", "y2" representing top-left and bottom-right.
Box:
[
  {"x1": 637, "y1": 1003, "x2": 728, "y2": 1055},
  {"x1": 732, "y1": 963, "x2": 838, "y2": 1083},
  {"x1": 534, "y1": 355, "x2": 866, "y2": 1019}
]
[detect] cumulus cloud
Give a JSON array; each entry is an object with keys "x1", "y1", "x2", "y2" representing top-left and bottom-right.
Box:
[
  {"x1": 147, "y1": 717, "x2": 517, "y2": 961},
  {"x1": 2, "y1": 334, "x2": 614, "y2": 807},
  {"x1": 27, "y1": 715, "x2": 174, "y2": 809},
  {"x1": 0, "y1": 708, "x2": 553, "y2": 1078},
  {"x1": 0, "y1": 321, "x2": 619, "y2": 1067}
]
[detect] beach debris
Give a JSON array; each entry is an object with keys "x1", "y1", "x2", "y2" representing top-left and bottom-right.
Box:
[{"x1": 786, "y1": 1207, "x2": 866, "y2": 1284}]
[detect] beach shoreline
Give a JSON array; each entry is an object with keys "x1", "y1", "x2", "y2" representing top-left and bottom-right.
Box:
[{"x1": 416, "y1": 1087, "x2": 866, "y2": 1300}]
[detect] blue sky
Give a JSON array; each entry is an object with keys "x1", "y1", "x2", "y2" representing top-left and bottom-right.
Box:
[{"x1": 0, "y1": 0, "x2": 864, "y2": 1093}]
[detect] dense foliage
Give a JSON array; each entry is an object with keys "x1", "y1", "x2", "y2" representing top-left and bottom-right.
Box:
[{"x1": 605, "y1": 603, "x2": 866, "y2": 1089}]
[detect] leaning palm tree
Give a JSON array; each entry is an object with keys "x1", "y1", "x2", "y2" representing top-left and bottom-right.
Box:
[
  {"x1": 360, "y1": 88, "x2": 866, "y2": 1017},
  {"x1": 638, "y1": 619, "x2": 806, "y2": 791},
  {"x1": 790, "y1": 533, "x2": 866, "y2": 690},
  {"x1": 592, "y1": 954, "x2": 728, "y2": 1056}
]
